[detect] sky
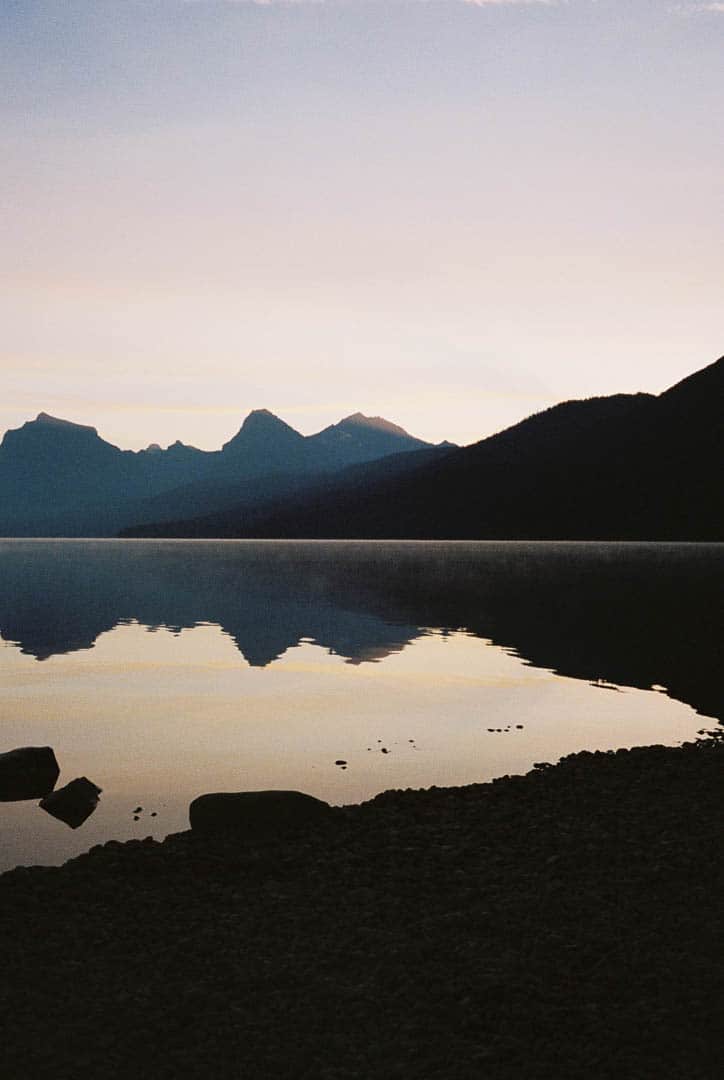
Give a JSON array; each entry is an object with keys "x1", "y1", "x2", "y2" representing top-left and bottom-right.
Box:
[{"x1": 1, "y1": 0, "x2": 722, "y2": 451}]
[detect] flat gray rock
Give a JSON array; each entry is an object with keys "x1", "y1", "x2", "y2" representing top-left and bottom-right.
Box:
[{"x1": 189, "y1": 790, "x2": 333, "y2": 837}]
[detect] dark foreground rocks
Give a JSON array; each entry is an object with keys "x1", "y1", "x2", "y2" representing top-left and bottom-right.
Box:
[
  {"x1": 0, "y1": 739, "x2": 722, "y2": 1080},
  {"x1": 189, "y1": 789, "x2": 332, "y2": 836},
  {"x1": 40, "y1": 777, "x2": 102, "y2": 829},
  {"x1": 0, "y1": 746, "x2": 59, "y2": 801},
  {"x1": 0, "y1": 747, "x2": 102, "y2": 829}
]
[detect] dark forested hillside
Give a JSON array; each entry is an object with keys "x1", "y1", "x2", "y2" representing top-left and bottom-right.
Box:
[{"x1": 127, "y1": 356, "x2": 723, "y2": 541}]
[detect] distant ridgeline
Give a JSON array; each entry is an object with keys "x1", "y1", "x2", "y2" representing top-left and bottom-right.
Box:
[
  {"x1": 2, "y1": 356, "x2": 722, "y2": 539},
  {"x1": 122, "y1": 355, "x2": 723, "y2": 541},
  {"x1": 0, "y1": 409, "x2": 447, "y2": 537}
]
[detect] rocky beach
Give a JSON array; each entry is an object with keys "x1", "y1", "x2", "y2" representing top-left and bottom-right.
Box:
[{"x1": 1, "y1": 737, "x2": 721, "y2": 1080}]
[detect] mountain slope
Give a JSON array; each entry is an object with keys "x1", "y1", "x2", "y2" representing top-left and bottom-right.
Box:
[
  {"x1": 305, "y1": 412, "x2": 431, "y2": 468},
  {"x1": 0, "y1": 412, "x2": 218, "y2": 535},
  {"x1": 120, "y1": 445, "x2": 453, "y2": 538},
  {"x1": 143, "y1": 356, "x2": 723, "y2": 540},
  {"x1": 1, "y1": 413, "x2": 122, "y2": 474},
  {"x1": 0, "y1": 408, "x2": 438, "y2": 536},
  {"x1": 0, "y1": 414, "x2": 126, "y2": 534},
  {"x1": 221, "y1": 410, "x2": 308, "y2": 469}
]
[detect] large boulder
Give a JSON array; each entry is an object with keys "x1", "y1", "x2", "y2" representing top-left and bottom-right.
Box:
[
  {"x1": 189, "y1": 790, "x2": 333, "y2": 838},
  {"x1": 40, "y1": 777, "x2": 102, "y2": 829},
  {"x1": 0, "y1": 746, "x2": 60, "y2": 801}
]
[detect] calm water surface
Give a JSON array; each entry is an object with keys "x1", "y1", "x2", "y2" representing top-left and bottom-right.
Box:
[{"x1": 1, "y1": 540, "x2": 721, "y2": 870}]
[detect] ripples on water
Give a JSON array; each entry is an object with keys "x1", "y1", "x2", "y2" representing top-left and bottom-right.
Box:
[{"x1": 0, "y1": 540, "x2": 721, "y2": 869}]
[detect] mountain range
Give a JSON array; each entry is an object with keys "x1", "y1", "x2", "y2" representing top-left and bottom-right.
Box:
[
  {"x1": 0, "y1": 409, "x2": 445, "y2": 537},
  {"x1": 2, "y1": 355, "x2": 722, "y2": 539},
  {"x1": 125, "y1": 355, "x2": 724, "y2": 541}
]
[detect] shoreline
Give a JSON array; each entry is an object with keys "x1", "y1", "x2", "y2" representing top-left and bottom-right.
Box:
[{"x1": 2, "y1": 738, "x2": 721, "y2": 1078}]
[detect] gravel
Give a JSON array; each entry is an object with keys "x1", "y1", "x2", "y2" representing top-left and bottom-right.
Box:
[{"x1": 0, "y1": 738, "x2": 721, "y2": 1079}]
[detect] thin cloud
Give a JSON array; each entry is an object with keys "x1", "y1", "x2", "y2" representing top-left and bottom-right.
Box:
[
  {"x1": 189, "y1": 0, "x2": 564, "y2": 6},
  {"x1": 461, "y1": 0, "x2": 560, "y2": 6},
  {"x1": 678, "y1": 1, "x2": 724, "y2": 9}
]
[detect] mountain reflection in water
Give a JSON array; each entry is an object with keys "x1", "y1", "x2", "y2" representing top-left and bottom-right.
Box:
[{"x1": 1, "y1": 540, "x2": 721, "y2": 723}]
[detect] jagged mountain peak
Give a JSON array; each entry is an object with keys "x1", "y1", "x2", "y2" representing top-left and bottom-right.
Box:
[
  {"x1": 0, "y1": 409, "x2": 121, "y2": 479},
  {"x1": 34, "y1": 412, "x2": 98, "y2": 434},
  {"x1": 222, "y1": 408, "x2": 304, "y2": 456},
  {"x1": 338, "y1": 413, "x2": 413, "y2": 438},
  {"x1": 241, "y1": 408, "x2": 295, "y2": 429},
  {"x1": 304, "y1": 411, "x2": 431, "y2": 469},
  {"x1": 1, "y1": 411, "x2": 107, "y2": 451}
]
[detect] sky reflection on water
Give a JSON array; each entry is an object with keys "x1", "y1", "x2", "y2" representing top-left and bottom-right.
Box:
[{"x1": 1, "y1": 540, "x2": 721, "y2": 870}]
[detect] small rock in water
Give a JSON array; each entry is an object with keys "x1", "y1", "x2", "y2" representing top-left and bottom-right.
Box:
[
  {"x1": 40, "y1": 777, "x2": 102, "y2": 830},
  {"x1": 0, "y1": 746, "x2": 60, "y2": 802}
]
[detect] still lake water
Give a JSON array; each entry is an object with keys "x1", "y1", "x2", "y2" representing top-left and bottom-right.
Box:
[{"x1": 1, "y1": 540, "x2": 722, "y2": 871}]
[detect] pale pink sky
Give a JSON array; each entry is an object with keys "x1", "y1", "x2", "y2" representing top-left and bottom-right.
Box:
[{"x1": 1, "y1": 1, "x2": 722, "y2": 450}]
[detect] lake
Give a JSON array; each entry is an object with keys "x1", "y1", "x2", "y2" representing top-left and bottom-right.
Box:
[{"x1": 1, "y1": 539, "x2": 721, "y2": 871}]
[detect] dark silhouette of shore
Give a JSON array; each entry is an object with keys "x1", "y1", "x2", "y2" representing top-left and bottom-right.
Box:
[{"x1": 1, "y1": 738, "x2": 720, "y2": 1079}]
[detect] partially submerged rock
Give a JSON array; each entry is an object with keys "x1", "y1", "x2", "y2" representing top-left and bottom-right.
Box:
[
  {"x1": 0, "y1": 746, "x2": 60, "y2": 802},
  {"x1": 189, "y1": 790, "x2": 333, "y2": 838},
  {"x1": 40, "y1": 777, "x2": 102, "y2": 829}
]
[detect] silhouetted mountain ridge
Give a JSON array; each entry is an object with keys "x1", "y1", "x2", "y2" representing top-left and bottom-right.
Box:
[
  {"x1": 222, "y1": 409, "x2": 306, "y2": 461},
  {"x1": 123, "y1": 445, "x2": 451, "y2": 539},
  {"x1": 2, "y1": 412, "x2": 121, "y2": 468},
  {"x1": 0, "y1": 407, "x2": 442, "y2": 536},
  {"x1": 131, "y1": 356, "x2": 723, "y2": 540}
]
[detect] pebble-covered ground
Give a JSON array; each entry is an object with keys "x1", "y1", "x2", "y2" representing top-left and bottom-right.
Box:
[{"x1": 1, "y1": 739, "x2": 721, "y2": 1080}]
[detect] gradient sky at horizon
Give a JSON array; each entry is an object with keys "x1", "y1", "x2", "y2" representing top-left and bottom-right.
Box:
[{"x1": 2, "y1": 0, "x2": 722, "y2": 451}]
